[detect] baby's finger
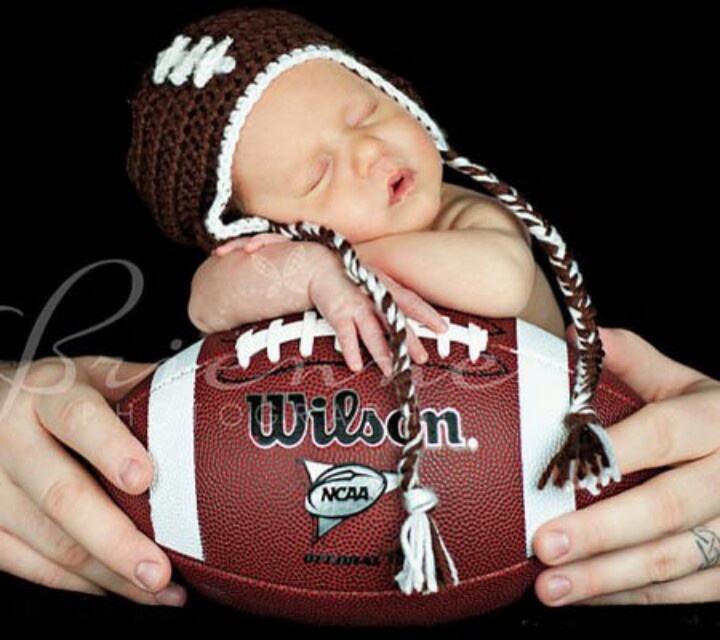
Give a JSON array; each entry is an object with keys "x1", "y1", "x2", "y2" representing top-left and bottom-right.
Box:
[
  {"x1": 332, "y1": 316, "x2": 364, "y2": 373},
  {"x1": 212, "y1": 238, "x2": 252, "y2": 257},
  {"x1": 373, "y1": 271, "x2": 448, "y2": 334},
  {"x1": 371, "y1": 309, "x2": 426, "y2": 371},
  {"x1": 242, "y1": 233, "x2": 291, "y2": 254},
  {"x1": 355, "y1": 312, "x2": 394, "y2": 377},
  {"x1": 400, "y1": 295, "x2": 448, "y2": 335},
  {"x1": 404, "y1": 323, "x2": 429, "y2": 366}
]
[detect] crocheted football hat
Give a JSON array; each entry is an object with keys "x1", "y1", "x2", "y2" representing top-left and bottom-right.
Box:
[{"x1": 128, "y1": 6, "x2": 619, "y2": 596}]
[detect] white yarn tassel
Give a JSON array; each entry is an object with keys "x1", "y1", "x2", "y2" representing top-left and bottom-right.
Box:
[{"x1": 394, "y1": 487, "x2": 459, "y2": 595}]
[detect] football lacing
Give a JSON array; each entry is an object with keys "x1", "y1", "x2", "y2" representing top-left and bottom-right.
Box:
[{"x1": 234, "y1": 310, "x2": 489, "y2": 369}]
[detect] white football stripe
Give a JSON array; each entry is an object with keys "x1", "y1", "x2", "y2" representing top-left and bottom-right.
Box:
[
  {"x1": 516, "y1": 319, "x2": 576, "y2": 557},
  {"x1": 147, "y1": 340, "x2": 205, "y2": 561}
]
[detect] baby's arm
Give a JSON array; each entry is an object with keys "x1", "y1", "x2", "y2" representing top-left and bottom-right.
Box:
[
  {"x1": 188, "y1": 238, "x2": 328, "y2": 333},
  {"x1": 188, "y1": 235, "x2": 449, "y2": 375},
  {"x1": 352, "y1": 195, "x2": 564, "y2": 337}
]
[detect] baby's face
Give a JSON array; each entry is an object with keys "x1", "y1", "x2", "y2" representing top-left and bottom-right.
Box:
[{"x1": 231, "y1": 60, "x2": 443, "y2": 244}]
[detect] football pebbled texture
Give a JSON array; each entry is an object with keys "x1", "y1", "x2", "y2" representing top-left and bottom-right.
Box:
[{"x1": 104, "y1": 307, "x2": 655, "y2": 625}]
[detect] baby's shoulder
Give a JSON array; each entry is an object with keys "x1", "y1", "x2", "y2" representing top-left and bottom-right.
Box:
[{"x1": 433, "y1": 181, "x2": 530, "y2": 244}]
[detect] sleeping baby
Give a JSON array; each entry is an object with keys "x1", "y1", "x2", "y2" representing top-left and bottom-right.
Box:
[{"x1": 127, "y1": 6, "x2": 619, "y2": 594}]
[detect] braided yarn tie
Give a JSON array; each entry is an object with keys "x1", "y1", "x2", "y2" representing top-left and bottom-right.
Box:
[
  {"x1": 442, "y1": 149, "x2": 621, "y2": 496},
  {"x1": 266, "y1": 220, "x2": 459, "y2": 594}
]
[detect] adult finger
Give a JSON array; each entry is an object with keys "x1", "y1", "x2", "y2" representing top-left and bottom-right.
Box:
[
  {"x1": 0, "y1": 527, "x2": 186, "y2": 606},
  {"x1": 29, "y1": 363, "x2": 153, "y2": 495},
  {"x1": 2, "y1": 426, "x2": 171, "y2": 594},
  {"x1": 535, "y1": 452, "x2": 720, "y2": 567},
  {"x1": 574, "y1": 327, "x2": 709, "y2": 403},
  {"x1": 0, "y1": 468, "x2": 88, "y2": 570},
  {"x1": 0, "y1": 528, "x2": 103, "y2": 596},
  {"x1": 579, "y1": 567, "x2": 720, "y2": 605},
  {"x1": 73, "y1": 357, "x2": 157, "y2": 404},
  {"x1": 536, "y1": 517, "x2": 720, "y2": 606},
  {"x1": 0, "y1": 469, "x2": 185, "y2": 606},
  {"x1": 605, "y1": 388, "x2": 720, "y2": 476},
  {"x1": 78, "y1": 558, "x2": 187, "y2": 606}
]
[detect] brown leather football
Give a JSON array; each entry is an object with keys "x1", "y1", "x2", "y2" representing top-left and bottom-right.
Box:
[{"x1": 105, "y1": 307, "x2": 653, "y2": 625}]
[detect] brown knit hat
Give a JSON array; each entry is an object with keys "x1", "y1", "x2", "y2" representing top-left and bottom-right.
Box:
[
  {"x1": 127, "y1": 7, "x2": 425, "y2": 253},
  {"x1": 127, "y1": 6, "x2": 620, "y2": 596}
]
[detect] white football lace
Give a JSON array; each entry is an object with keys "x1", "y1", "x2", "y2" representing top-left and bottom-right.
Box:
[{"x1": 234, "y1": 310, "x2": 488, "y2": 369}]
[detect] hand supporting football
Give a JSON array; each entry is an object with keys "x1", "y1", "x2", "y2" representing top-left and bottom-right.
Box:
[
  {"x1": 534, "y1": 327, "x2": 720, "y2": 605},
  {"x1": 0, "y1": 358, "x2": 186, "y2": 606}
]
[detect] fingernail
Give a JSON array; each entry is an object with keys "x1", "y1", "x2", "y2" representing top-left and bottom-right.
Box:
[
  {"x1": 135, "y1": 561, "x2": 163, "y2": 591},
  {"x1": 543, "y1": 530, "x2": 570, "y2": 560},
  {"x1": 120, "y1": 458, "x2": 144, "y2": 491},
  {"x1": 547, "y1": 575, "x2": 572, "y2": 602},
  {"x1": 155, "y1": 584, "x2": 186, "y2": 607}
]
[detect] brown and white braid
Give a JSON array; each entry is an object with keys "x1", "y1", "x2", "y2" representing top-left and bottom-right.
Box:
[
  {"x1": 442, "y1": 148, "x2": 620, "y2": 494},
  {"x1": 265, "y1": 219, "x2": 459, "y2": 594}
]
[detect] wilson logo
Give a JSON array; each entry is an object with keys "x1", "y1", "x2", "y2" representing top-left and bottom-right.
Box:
[
  {"x1": 247, "y1": 389, "x2": 470, "y2": 450},
  {"x1": 303, "y1": 461, "x2": 400, "y2": 540}
]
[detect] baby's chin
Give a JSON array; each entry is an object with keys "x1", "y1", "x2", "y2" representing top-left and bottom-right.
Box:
[{"x1": 398, "y1": 188, "x2": 442, "y2": 233}]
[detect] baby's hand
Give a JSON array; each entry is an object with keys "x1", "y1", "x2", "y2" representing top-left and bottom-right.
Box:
[
  {"x1": 308, "y1": 254, "x2": 448, "y2": 377},
  {"x1": 212, "y1": 233, "x2": 290, "y2": 257}
]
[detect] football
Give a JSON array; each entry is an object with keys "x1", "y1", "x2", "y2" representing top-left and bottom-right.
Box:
[{"x1": 105, "y1": 307, "x2": 654, "y2": 625}]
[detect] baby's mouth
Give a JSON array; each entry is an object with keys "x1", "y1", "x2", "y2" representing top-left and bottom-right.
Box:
[{"x1": 388, "y1": 169, "x2": 416, "y2": 206}]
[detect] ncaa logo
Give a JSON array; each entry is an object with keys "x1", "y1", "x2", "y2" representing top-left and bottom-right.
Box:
[{"x1": 303, "y1": 461, "x2": 400, "y2": 541}]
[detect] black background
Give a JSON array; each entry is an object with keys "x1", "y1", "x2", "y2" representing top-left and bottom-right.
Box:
[{"x1": 0, "y1": 0, "x2": 717, "y2": 631}]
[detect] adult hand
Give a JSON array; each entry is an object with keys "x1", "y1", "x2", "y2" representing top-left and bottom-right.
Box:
[
  {"x1": 533, "y1": 327, "x2": 720, "y2": 605},
  {"x1": 0, "y1": 357, "x2": 186, "y2": 606}
]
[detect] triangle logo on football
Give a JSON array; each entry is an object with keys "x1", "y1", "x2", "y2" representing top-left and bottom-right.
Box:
[{"x1": 303, "y1": 461, "x2": 400, "y2": 539}]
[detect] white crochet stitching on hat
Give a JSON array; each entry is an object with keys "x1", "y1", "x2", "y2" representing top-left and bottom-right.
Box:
[{"x1": 154, "y1": 35, "x2": 236, "y2": 89}]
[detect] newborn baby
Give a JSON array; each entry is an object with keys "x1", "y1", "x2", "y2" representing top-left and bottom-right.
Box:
[
  {"x1": 127, "y1": 6, "x2": 619, "y2": 594},
  {"x1": 188, "y1": 58, "x2": 565, "y2": 376}
]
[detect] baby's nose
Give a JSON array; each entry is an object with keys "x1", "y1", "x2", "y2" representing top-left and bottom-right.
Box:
[{"x1": 352, "y1": 135, "x2": 392, "y2": 179}]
